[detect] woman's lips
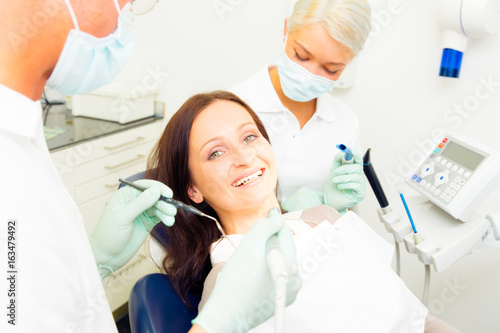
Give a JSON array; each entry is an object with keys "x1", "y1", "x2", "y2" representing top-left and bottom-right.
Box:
[{"x1": 231, "y1": 169, "x2": 264, "y2": 187}]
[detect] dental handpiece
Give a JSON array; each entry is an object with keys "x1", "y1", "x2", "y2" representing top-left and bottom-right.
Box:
[
  {"x1": 336, "y1": 144, "x2": 353, "y2": 164},
  {"x1": 118, "y1": 178, "x2": 226, "y2": 235},
  {"x1": 265, "y1": 208, "x2": 288, "y2": 333},
  {"x1": 119, "y1": 178, "x2": 205, "y2": 216},
  {"x1": 362, "y1": 149, "x2": 390, "y2": 211}
]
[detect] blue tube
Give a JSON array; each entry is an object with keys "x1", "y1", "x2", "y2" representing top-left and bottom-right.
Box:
[
  {"x1": 439, "y1": 48, "x2": 463, "y2": 78},
  {"x1": 336, "y1": 144, "x2": 353, "y2": 162},
  {"x1": 398, "y1": 190, "x2": 417, "y2": 234}
]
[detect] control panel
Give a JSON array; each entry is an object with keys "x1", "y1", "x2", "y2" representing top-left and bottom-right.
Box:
[{"x1": 406, "y1": 132, "x2": 500, "y2": 222}]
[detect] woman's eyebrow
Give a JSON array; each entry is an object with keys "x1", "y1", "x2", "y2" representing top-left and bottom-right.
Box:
[
  {"x1": 200, "y1": 122, "x2": 256, "y2": 152},
  {"x1": 294, "y1": 41, "x2": 346, "y2": 66}
]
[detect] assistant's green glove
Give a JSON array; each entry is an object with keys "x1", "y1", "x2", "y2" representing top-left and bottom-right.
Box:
[
  {"x1": 324, "y1": 149, "x2": 366, "y2": 213},
  {"x1": 89, "y1": 179, "x2": 177, "y2": 279},
  {"x1": 192, "y1": 209, "x2": 302, "y2": 333},
  {"x1": 281, "y1": 186, "x2": 323, "y2": 212}
]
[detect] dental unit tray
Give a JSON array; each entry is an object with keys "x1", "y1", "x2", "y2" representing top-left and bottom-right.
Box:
[
  {"x1": 379, "y1": 195, "x2": 491, "y2": 272},
  {"x1": 374, "y1": 132, "x2": 500, "y2": 272}
]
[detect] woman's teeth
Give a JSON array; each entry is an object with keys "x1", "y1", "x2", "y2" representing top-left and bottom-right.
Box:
[{"x1": 232, "y1": 170, "x2": 263, "y2": 187}]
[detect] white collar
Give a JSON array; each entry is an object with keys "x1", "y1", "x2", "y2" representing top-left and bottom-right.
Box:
[
  {"x1": 0, "y1": 84, "x2": 42, "y2": 139},
  {"x1": 210, "y1": 234, "x2": 244, "y2": 264},
  {"x1": 252, "y1": 65, "x2": 336, "y2": 122}
]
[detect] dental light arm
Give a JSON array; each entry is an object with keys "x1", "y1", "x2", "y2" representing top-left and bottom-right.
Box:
[{"x1": 437, "y1": 0, "x2": 500, "y2": 78}]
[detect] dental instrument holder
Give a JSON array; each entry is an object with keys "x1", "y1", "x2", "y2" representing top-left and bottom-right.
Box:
[
  {"x1": 390, "y1": 193, "x2": 491, "y2": 272},
  {"x1": 363, "y1": 149, "x2": 496, "y2": 272},
  {"x1": 375, "y1": 190, "x2": 493, "y2": 272},
  {"x1": 381, "y1": 192, "x2": 498, "y2": 271}
]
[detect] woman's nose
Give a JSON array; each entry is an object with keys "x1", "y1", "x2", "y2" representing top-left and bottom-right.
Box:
[{"x1": 232, "y1": 146, "x2": 255, "y2": 167}]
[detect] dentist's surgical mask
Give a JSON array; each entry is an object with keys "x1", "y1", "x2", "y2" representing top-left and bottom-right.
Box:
[
  {"x1": 276, "y1": 51, "x2": 335, "y2": 102},
  {"x1": 46, "y1": 0, "x2": 136, "y2": 96}
]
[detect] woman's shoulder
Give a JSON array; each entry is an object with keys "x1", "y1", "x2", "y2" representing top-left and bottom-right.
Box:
[{"x1": 283, "y1": 205, "x2": 343, "y2": 236}]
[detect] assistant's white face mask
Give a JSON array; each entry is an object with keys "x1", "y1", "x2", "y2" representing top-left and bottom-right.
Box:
[
  {"x1": 46, "y1": 0, "x2": 136, "y2": 96},
  {"x1": 276, "y1": 50, "x2": 336, "y2": 102}
]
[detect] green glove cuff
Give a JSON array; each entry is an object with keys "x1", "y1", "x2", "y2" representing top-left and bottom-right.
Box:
[
  {"x1": 98, "y1": 264, "x2": 114, "y2": 281},
  {"x1": 89, "y1": 235, "x2": 115, "y2": 280},
  {"x1": 282, "y1": 186, "x2": 323, "y2": 212}
]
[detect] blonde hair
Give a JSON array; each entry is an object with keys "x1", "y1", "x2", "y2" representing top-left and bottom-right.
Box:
[{"x1": 288, "y1": 0, "x2": 371, "y2": 55}]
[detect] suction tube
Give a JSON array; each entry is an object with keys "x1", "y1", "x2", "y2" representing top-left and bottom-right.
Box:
[
  {"x1": 336, "y1": 144, "x2": 353, "y2": 164},
  {"x1": 362, "y1": 149, "x2": 389, "y2": 210}
]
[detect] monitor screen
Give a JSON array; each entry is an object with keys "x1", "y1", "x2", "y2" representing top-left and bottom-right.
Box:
[{"x1": 440, "y1": 141, "x2": 485, "y2": 171}]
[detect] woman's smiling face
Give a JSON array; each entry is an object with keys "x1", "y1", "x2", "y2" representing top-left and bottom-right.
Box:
[{"x1": 187, "y1": 100, "x2": 278, "y2": 216}]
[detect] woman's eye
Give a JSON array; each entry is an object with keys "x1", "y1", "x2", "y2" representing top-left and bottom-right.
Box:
[
  {"x1": 209, "y1": 151, "x2": 223, "y2": 160},
  {"x1": 244, "y1": 135, "x2": 257, "y2": 143},
  {"x1": 295, "y1": 51, "x2": 308, "y2": 61},
  {"x1": 325, "y1": 67, "x2": 340, "y2": 75}
]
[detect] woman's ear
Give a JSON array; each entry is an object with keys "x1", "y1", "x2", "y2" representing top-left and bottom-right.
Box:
[
  {"x1": 284, "y1": 18, "x2": 289, "y2": 41},
  {"x1": 187, "y1": 184, "x2": 204, "y2": 204}
]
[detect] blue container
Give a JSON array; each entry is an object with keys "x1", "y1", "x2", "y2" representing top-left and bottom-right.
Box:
[{"x1": 439, "y1": 48, "x2": 463, "y2": 78}]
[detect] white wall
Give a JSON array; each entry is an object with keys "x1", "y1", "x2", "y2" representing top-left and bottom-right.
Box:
[
  {"x1": 118, "y1": 0, "x2": 500, "y2": 331},
  {"x1": 334, "y1": 1, "x2": 500, "y2": 332},
  {"x1": 117, "y1": 0, "x2": 290, "y2": 116}
]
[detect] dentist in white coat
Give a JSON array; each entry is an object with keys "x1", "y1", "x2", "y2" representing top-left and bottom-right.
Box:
[{"x1": 0, "y1": 1, "x2": 300, "y2": 332}]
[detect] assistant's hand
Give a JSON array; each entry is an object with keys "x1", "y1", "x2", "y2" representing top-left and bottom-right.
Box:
[
  {"x1": 192, "y1": 209, "x2": 302, "y2": 333},
  {"x1": 281, "y1": 186, "x2": 323, "y2": 212},
  {"x1": 324, "y1": 149, "x2": 366, "y2": 213},
  {"x1": 89, "y1": 179, "x2": 177, "y2": 279}
]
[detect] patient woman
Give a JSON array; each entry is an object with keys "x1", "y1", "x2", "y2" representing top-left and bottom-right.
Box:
[{"x1": 146, "y1": 91, "x2": 460, "y2": 332}]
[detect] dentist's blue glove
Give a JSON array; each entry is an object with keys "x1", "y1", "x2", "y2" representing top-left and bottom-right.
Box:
[
  {"x1": 192, "y1": 209, "x2": 302, "y2": 333},
  {"x1": 89, "y1": 179, "x2": 177, "y2": 279},
  {"x1": 324, "y1": 149, "x2": 366, "y2": 213}
]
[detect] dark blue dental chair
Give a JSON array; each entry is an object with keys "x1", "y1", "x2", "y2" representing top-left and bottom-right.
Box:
[
  {"x1": 119, "y1": 172, "x2": 201, "y2": 333},
  {"x1": 128, "y1": 273, "x2": 200, "y2": 333}
]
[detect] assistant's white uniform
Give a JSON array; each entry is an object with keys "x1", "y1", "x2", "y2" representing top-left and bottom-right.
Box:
[
  {"x1": 0, "y1": 84, "x2": 117, "y2": 332},
  {"x1": 230, "y1": 65, "x2": 360, "y2": 201}
]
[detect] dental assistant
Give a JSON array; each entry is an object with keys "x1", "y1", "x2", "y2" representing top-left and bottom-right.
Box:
[
  {"x1": 0, "y1": 1, "x2": 299, "y2": 332},
  {"x1": 230, "y1": 0, "x2": 370, "y2": 213}
]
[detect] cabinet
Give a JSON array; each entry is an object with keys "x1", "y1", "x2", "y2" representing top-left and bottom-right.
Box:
[{"x1": 49, "y1": 118, "x2": 163, "y2": 314}]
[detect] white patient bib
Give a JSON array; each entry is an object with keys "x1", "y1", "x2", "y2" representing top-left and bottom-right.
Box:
[{"x1": 204, "y1": 211, "x2": 429, "y2": 333}]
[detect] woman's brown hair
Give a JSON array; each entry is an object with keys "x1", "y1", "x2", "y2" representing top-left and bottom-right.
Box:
[{"x1": 146, "y1": 90, "x2": 271, "y2": 308}]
